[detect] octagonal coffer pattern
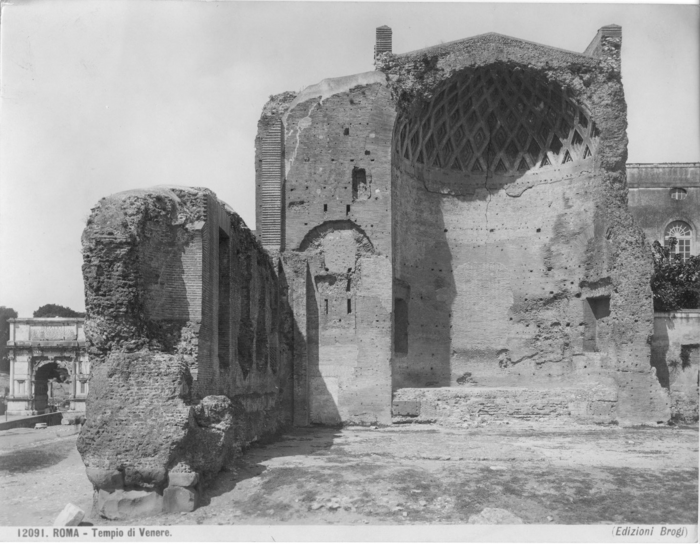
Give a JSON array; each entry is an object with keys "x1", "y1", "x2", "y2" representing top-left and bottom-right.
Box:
[{"x1": 394, "y1": 67, "x2": 598, "y2": 175}]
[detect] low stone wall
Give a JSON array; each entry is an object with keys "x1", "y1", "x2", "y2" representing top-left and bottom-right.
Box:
[
  {"x1": 392, "y1": 384, "x2": 618, "y2": 426},
  {"x1": 77, "y1": 187, "x2": 294, "y2": 519},
  {"x1": 0, "y1": 412, "x2": 63, "y2": 431},
  {"x1": 651, "y1": 311, "x2": 700, "y2": 422}
]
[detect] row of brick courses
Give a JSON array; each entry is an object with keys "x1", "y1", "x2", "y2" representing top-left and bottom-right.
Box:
[
  {"x1": 255, "y1": 92, "x2": 297, "y2": 242},
  {"x1": 393, "y1": 385, "x2": 618, "y2": 426}
]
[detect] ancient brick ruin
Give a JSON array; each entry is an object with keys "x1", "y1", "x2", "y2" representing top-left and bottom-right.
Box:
[
  {"x1": 79, "y1": 25, "x2": 681, "y2": 518},
  {"x1": 78, "y1": 187, "x2": 293, "y2": 517}
]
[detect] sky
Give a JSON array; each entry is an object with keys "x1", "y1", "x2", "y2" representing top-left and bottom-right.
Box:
[{"x1": 0, "y1": 1, "x2": 698, "y2": 317}]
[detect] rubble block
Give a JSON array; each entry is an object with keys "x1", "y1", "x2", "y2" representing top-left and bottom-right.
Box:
[
  {"x1": 163, "y1": 485, "x2": 198, "y2": 513},
  {"x1": 97, "y1": 490, "x2": 163, "y2": 520},
  {"x1": 53, "y1": 504, "x2": 85, "y2": 527},
  {"x1": 78, "y1": 187, "x2": 294, "y2": 518}
]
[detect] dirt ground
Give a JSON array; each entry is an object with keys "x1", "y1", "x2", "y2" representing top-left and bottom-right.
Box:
[{"x1": 0, "y1": 421, "x2": 697, "y2": 526}]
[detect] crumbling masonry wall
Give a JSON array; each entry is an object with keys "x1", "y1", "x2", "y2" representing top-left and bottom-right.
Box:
[
  {"x1": 249, "y1": 26, "x2": 674, "y2": 426},
  {"x1": 651, "y1": 311, "x2": 700, "y2": 422},
  {"x1": 257, "y1": 73, "x2": 396, "y2": 425},
  {"x1": 78, "y1": 187, "x2": 293, "y2": 518},
  {"x1": 382, "y1": 29, "x2": 670, "y2": 424}
]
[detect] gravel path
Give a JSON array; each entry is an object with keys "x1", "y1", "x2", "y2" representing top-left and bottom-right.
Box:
[{"x1": 0, "y1": 422, "x2": 697, "y2": 526}]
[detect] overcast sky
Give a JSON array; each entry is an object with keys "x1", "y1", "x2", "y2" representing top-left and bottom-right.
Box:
[{"x1": 1, "y1": 1, "x2": 698, "y2": 317}]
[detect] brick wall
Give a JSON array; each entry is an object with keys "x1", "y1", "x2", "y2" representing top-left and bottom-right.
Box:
[
  {"x1": 651, "y1": 311, "x2": 700, "y2": 422},
  {"x1": 78, "y1": 187, "x2": 293, "y2": 508},
  {"x1": 258, "y1": 72, "x2": 396, "y2": 424},
  {"x1": 393, "y1": 384, "x2": 618, "y2": 426},
  {"x1": 392, "y1": 159, "x2": 605, "y2": 388},
  {"x1": 383, "y1": 30, "x2": 669, "y2": 425}
]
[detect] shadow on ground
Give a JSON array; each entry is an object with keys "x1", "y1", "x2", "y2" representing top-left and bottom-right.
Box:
[
  {"x1": 153, "y1": 423, "x2": 699, "y2": 526},
  {"x1": 198, "y1": 426, "x2": 342, "y2": 509},
  {"x1": 0, "y1": 439, "x2": 75, "y2": 474}
]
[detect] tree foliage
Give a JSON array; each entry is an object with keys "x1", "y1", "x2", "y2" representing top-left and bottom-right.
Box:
[
  {"x1": 33, "y1": 304, "x2": 85, "y2": 318},
  {"x1": 650, "y1": 238, "x2": 700, "y2": 312},
  {"x1": 0, "y1": 306, "x2": 18, "y2": 374}
]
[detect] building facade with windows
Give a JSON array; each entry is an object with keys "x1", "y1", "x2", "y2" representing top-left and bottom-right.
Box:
[{"x1": 628, "y1": 163, "x2": 700, "y2": 259}]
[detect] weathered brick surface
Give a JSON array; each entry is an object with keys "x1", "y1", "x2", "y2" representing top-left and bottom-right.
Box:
[
  {"x1": 651, "y1": 311, "x2": 700, "y2": 422},
  {"x1": 380, "y1": 29, "x2": 669, "y2": 424},
  {"x1": 393, "y1": 384, "x2": 618, "y2": 426},
  {"x1": 247, "y1": 26, "x2": 672, "y2": 427},
  {"x1": 78, "y1": 187, "x2": 293, "y2": 518},
  {"x1": 259, "y1": 73, "x2": 396, "y2": 425}
]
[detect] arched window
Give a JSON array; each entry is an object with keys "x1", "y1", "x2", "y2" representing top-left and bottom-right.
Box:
[{"x1": 665, "y1": 221, "x2": 693, "y2": 260}]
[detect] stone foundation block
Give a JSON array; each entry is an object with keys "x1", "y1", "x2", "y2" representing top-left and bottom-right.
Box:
[
  {"x1": 97, "y1": 489, "x2": 163, "y2": 520},
  {"x1": 393, "y1": 385, "x2": 620, "y2": 426},
  {"x1": 86, "y1": 468, "x2": 123, "y2": 491},
  {"x1": 392, "y1": 400, "x2": 420, "y2": 417},
  {"x1": 163, "y1": 485, "x2": 198, "y2": 513}
]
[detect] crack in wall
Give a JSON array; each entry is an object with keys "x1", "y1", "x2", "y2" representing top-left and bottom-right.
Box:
[
  {"x1": 286, "y1": 101, "x2": 318, "y2": 177},
  {"x1": 505, "y1": 171, "x2": 592, "y2": 198},
  {"x1": 484, "y1": 131, "x2": 494, "y2": 234}
]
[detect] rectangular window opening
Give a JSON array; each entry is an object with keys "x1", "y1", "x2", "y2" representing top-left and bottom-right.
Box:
[
  {"x1": 347, "y1": 299, "x2": 352, "y2": 314},
  {"x1": 324, "y1": 299, "x2": 329, "y2": 315},
  {"x1": 351, "y1": 167, "x2": 367, "y2": 201},
  {"x1": 323, "y1": 204, "x2": 327, "y2": 212},
  {"x1": 394, "y1": 298, "x2": 409, "y2": 355},
  {"x1": 582, "y1": 295, "x2": 610, "y2": 352},
  {"x1": 218, "y1": 229, "x2": 231, "y2": 369},
  {"x1": 346, "y1": 205, "x2": 351, "y2": 216}
]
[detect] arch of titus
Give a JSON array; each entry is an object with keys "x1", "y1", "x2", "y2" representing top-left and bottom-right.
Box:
[
  {"x1": 75, "y1": 25, "x2": 684, "y2": 517},
  {"x1": 6, "y1": 318, "x2": 89, "y2": 415}
]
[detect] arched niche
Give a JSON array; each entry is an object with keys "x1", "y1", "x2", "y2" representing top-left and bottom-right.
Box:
[{"x1": 297, "y1": 220, "x2": 375, "y2": 255}]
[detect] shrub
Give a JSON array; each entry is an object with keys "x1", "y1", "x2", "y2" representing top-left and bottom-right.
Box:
[
  {"x1": 650, "y1": 238, "x2": 700, "y2": 311},
  {"x1": 33, "y1": 304, "x2": 85, "y2": 318}
]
